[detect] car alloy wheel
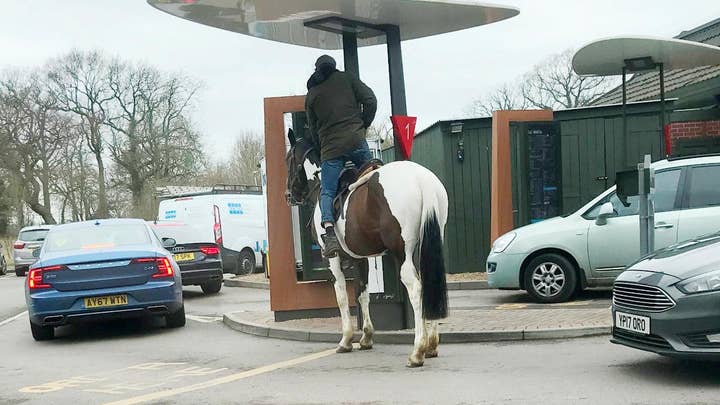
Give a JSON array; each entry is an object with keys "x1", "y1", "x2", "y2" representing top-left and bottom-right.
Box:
[
  {"x1": 525, "y1": 254, "x2": 577, "y2": 303},
  {"x1": 531, "y1": 262, "x2": 566, "y2": 298}
]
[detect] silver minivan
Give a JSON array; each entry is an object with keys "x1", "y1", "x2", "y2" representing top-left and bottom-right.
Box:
[
  {"x1": 13, "y1": 225, "x2": 53, "y2": 276},
  {"x1": 487, "y1": 155, "x2": 720, "y2": 303}
]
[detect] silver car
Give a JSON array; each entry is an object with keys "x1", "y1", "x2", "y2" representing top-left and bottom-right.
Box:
[{"x1": 13, "y1": 226, "x2": 53, "y2": 276}]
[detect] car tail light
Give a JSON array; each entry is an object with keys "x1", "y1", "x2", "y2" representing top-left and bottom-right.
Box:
[
  {"x1": 133, "y1": 257, "x2": 174, "y2": 279},
  {"x1": 13, "y1": 241, "x2": 25, "y2": 249},
  {"x1": 28, "y1": 265, "x2": 64, "y2": 290},
  {"x1": 199, "y1": 246, "x2": 220, "y2": 256}
]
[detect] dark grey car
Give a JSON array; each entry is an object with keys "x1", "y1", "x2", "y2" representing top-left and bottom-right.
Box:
[{"x1": 611, "y1": 232, "x2": 720, "y2": 359}]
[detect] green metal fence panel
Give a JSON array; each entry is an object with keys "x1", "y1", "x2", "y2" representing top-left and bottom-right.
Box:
[
  {"x1": 555, "y1": 102, "x2": 668, "y2": 214},
  {"x1": 377, "y1": 118, "x2": 493, "y2": 274}
]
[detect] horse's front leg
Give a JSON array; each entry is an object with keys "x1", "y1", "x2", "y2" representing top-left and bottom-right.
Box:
[{"x1": 328, "y1": 255, "x2": 354, "y2": 353}]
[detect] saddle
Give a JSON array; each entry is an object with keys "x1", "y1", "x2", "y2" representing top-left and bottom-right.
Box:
[{"x1": 331, "y1": 158, "x2": 384, "y2": 220}]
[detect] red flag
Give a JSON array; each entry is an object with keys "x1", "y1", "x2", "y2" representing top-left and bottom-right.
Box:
[{"x1": 390, "y1": 115, "x2": 417, "y2": 160}]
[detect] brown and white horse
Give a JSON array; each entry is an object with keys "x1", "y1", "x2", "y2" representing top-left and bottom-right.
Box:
[{"x1": 286, "y1": 134, "x2": 449, "y2": 367}]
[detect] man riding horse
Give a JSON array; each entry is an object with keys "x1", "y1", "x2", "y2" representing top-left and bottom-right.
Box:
[{"x1": 305, "y1": 54, "x2": 378, "y2": 258}]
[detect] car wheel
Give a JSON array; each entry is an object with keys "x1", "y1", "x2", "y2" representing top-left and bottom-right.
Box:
[
  {"x1": 523, "y1": 253, "x2": 577, "y2": 303},
  {"x1": 165, "y1": 305, "x2": 186, "y2": 328},
  {"x1": 0, "y1": 257, "x2": 6, "y2": 275},
  {"x1": 236, "y1": 250, "x2": 256, "y2": 276},
  {"x1": 201, "y1": 280, "x2": 222, "y2": 294},
  {"x1": 15, "y1": 266, "x2": 26, "y2": 277},
  {"x1": 30, "y1": 321, "x2": 54, "y2": 341}
]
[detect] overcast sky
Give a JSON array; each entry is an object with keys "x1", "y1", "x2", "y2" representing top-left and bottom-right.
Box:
[{"x1": 1, "y1": 1, "x2": 718, "y2": 160}]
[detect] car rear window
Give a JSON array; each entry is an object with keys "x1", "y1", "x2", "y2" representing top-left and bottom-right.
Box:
[
  {"x1": 19, "y1": 229, "x2": 50, "y2": 242},
  {"x1": 43, "y1": 224, "x2": 151, "y2": 253}
]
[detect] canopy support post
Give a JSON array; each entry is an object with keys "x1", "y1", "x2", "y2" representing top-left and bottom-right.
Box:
[
  {"x1": 342, "y1": 31, "x2": 359, "y2": 78},
  {"x1": 386, "y1": 24, "x2": 408, "y2": 163}
]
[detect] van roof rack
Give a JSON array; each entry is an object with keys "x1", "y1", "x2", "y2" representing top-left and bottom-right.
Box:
[{"x1": 156, "y1": 184, "x2": 263, "y2": 199}]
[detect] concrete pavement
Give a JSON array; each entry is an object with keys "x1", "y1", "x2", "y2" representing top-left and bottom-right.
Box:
[
  {"x1": 223, "y1": 287, "x2": 613, "y2": 343},
  {"x1": 224, "y1": 273, "x2": 489, "y2": 290},
  {"x1": 3, "y1": 277, "x2": 720, "y2": 404}
]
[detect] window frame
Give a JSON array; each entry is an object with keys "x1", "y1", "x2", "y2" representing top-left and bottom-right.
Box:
[
  {"x1": 681, "y1": 164, "x2": 720, "y2": 210},
  {"x1": 582, "y1": 168, "x2": 685, "y2": 220}
]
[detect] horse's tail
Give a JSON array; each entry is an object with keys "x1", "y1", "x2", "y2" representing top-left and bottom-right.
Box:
[{"x1": 418, "y1": 186, "x2": 448, "y2": 320}]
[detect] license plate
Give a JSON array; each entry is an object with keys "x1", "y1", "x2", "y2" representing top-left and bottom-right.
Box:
[
  {"x1": 84, "y1": 295, "x2": 128, "y2": 309},
  {"x1": 174, "y1": 253, "x2": 195, "y2": 262},
  {"x1": 615, "y1": 311, "x2": 650, "y2": 335}
]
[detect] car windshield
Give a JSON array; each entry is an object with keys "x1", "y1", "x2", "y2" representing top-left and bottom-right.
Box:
[
  {"x1": 43, "y1": 224, "x2": 151, "y2": 253},
  {"x1": 19, "y1": 229, "x2": 50, "y2": 242}
]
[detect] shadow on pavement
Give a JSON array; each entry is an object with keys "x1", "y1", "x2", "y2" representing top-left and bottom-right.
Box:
[
  {"x1": 611, "y1": 356, "x2": 720, "y2": 387},
  {"x1": 48, "y1": 317, "x2": 175, "y2": 343}
]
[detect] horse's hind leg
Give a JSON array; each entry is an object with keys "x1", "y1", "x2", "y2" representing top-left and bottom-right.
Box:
[
  {"x1": 357, "y1": 259, "x2": 374, "y2": 350},
  {"x1": 425, "y1": 320, "x2": 440, "y2": 358},
  {"x1": 329, "y1": 256, "x2": 354, "y2": 353},
  {"x1": 400, "y1": 253, "x2": 428, "y2": 368}
]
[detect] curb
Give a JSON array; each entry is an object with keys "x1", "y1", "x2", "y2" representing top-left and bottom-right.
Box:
[
  {"x1": 222, "y1": 312, "x2": 610, "y2": 344},
  {"x1": 447, "y1": 281, "x2": 489, "y2": 290},
  {"x1": 223, "y1": 279, "x2": 489, "y2": 291},
  {"x1": 223, "y1": 279, "x2": 270, "y2": 290}
]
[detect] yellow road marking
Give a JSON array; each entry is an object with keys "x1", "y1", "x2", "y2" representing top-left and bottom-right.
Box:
[
  {"x1": 495, "y1": 303, "x2": 528, "y2": 310},
  {"x1": 103, "y1": 347, "x2": 339, "y2": 405},
  {"x1": 551, "y1": 301, "x2": 591, "y2": 307}
]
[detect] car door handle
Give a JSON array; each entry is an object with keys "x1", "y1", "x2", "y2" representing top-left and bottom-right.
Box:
[{"x1": 654, "y1": 222, "x2": 674, "y2": 229}]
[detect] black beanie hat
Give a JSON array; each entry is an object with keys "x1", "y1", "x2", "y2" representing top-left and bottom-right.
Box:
[{"x1": 315, "y1": 55, "x2": 337, "y2": 70}]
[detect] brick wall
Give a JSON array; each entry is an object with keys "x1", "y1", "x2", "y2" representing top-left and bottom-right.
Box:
[{"x1": 669, "y1": 120, "x2": 720, "y2": 141}]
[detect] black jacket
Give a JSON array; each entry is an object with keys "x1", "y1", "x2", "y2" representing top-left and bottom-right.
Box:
[{"x1": 305, "y1": 69, "x2": 377, "y2": 161}]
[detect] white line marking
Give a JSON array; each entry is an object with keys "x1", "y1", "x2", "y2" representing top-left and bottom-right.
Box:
[
  {"x1": 186, "y1": 315, "x2": 222, "y2": 323},
  {"x1": 0, "y1": 311, "x2": 27, "y2": 327}
]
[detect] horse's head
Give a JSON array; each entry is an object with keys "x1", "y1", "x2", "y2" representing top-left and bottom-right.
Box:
[{"x1": 285, "y1": 128, "x2": 314, "y2": 205}]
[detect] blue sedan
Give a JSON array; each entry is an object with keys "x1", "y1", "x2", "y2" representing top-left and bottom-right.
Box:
[{"x1": 25, "y1": 218, "x2": 185, "y2": 341}]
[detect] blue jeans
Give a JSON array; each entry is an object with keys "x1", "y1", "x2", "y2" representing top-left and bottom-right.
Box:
[{"x1": 320, "y1": 141, "x2": 373, "y2": 224}]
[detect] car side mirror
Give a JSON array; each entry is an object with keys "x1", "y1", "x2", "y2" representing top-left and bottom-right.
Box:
[
  {"x1": 162, "y1": 238, "x2": 177, "y2": 249},
  {"x1": 595, "y1": 202, "x2": 615, "y2": 226}
]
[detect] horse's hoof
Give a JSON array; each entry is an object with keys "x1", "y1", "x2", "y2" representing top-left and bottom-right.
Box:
[
  {"x1": 406, "y1": 359, "x2": 424, "y2": 368},
  {"x1": 336, "y1": 345, "x2": 353, "y2": 353},
  {"x1": 359, "y1": 343, "x2": 373, "y2": 351},
  {"x1": 425, "y1": 350, "x2": 438, "y2": 358}
]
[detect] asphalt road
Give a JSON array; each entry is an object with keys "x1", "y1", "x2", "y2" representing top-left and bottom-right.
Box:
[{"x1": 1, "y1": 275, "x2": 718, "y2": 405}]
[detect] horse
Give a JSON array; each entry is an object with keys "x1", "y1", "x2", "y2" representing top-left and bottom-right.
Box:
[{"x1": 285, "y1": 131, "x2": 449, "y2": 367}]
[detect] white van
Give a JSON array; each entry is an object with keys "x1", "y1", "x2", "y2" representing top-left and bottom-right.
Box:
[{"x1": 157, "y1": 185, "x2": 267, "y2": 275}]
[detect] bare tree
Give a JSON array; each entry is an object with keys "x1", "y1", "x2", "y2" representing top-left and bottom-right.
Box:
[
  {"x1": 521, "y1": 49, "x2": 616, "y2": 109},
  {"x1": 466, "y1": 84, "x2": 528, "y2": 116},
  {"x1": 367, "y1": 120, "x2": 394, "y2": 147},
  {"x1": 54, "y1": 128, "x2": 98, "y2": 223},
  {"x1": 46, "y1": 50, "x2": 113, "y2": 218},
  {"x1": 0, "y1": 72, "x2": 70, "y2": 224},
  {"x1": 225, "y1": 132, "x2": 264, "y2": 185},
  {"x1": 103, "y1": 60, "x2": 204, "y2": 216},
  {"x1": 468, "y1": 49, "x2": 618, "y2": 115}
]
